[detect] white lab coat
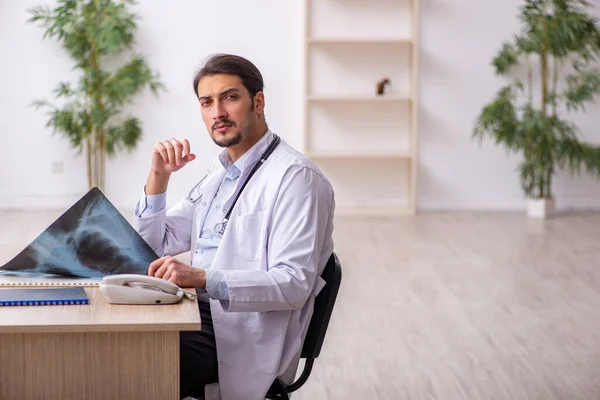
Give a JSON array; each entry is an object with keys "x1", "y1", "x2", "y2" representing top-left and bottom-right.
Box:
[{"x1": 133, "y1": 138, "x2": 335, "y2": 400}]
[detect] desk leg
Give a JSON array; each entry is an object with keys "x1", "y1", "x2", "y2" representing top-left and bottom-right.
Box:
[{"x1": 0, "y1": 331, "x2": 179, "y2": 399}]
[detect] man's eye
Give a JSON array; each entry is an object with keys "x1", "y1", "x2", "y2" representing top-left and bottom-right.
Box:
[
  {"x1": 201, "y1": 101, "x2": 211, "y2": 107},
  {"x1": 226, "y1": 95, "x2": 237, "y2": 100}
]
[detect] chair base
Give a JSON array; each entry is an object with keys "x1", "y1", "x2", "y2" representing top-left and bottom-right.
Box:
[{"x1": 265, "y1": 379, "x2": 290, "y2": 400}]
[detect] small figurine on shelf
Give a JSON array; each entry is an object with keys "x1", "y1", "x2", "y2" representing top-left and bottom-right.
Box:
[{"x1": 376, "y1": 77, "x2": 390, "y2": 95}]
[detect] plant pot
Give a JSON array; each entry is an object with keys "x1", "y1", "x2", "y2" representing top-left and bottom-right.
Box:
[{"x1": 527, "y1": 197, "x2": 555, "y2": 219}]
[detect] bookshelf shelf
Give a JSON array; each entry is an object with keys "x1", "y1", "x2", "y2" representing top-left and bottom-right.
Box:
[
  {"x1": 335, "y1": 206, "x2": 412, "y2": 216},
  {"x1": 307, "y1": 37, "x2": 413, "y2": 45},
  {"x1": 308, "y1": 95, "x2": 412, "y2": 103},
  {"x1": 307, "y1": 151, "x2": 411, "y2": 160}
]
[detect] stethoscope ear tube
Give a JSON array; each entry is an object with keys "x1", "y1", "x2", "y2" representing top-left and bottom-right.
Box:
[
  {"x1": 186, "y1": 165, "x2": 217, "y2": 203},
  {"x1": 184, "y1": 134, "x2": 280, "y2": 236}
]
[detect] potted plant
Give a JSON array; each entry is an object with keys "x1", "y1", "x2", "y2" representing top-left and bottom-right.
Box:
[
  {"x1": 28, "y1": 0, "x2": 163, "y2": 191},
  {"x1": 473, "y1": 0, "x2": 600, "y2": 218}
]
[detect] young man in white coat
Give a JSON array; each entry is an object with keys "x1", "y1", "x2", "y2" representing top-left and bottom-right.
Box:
[{"x1": 132, "y1": 54, "x2": 335, "y2": 400}]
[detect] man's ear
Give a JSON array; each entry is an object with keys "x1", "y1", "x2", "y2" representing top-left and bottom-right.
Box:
[{"x1": 253, "y1": 92, "x2": 265, "y2": 115}]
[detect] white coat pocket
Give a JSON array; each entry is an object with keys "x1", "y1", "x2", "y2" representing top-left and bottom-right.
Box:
[{"x1": 235, "y1": 211, "x2": 265, "y2": 261}]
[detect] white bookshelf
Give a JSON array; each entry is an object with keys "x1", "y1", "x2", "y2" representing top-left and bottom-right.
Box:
[{"x1": 304, "y1": 0, "x2": 419, "y2": 215}]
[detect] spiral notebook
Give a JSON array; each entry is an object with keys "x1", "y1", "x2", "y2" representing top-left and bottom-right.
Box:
[
  {"x1": 0, "y1": 187, "x2": 158, "y2": 288},
  {"x1": 0, "y1": 287, "x2": 89, "y2": 306}
]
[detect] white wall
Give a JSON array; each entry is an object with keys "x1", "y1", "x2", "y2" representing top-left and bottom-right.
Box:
[
  {"x1": 418, "y1": 0, "x2": 600, "y2": 211},
  {"x1": 0, "y1": 0, "x2": 304, "y2": 209},
  {"x1": 1, "y1": 0, "x2": 599, "y2": 211}
]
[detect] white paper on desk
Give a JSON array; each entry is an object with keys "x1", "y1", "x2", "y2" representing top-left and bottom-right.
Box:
[{"x1": 0, "y1": 187, "x2": 158, "y2": 281}]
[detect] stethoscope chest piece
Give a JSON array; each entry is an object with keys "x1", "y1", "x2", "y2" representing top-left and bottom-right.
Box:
[{"x1": 214, "y1": 219, "x2": 228, "y2": 237}]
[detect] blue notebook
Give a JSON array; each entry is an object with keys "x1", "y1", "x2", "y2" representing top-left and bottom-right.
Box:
[{"x1": 0, "y1": 287, "x2": 89, "y2": 306}]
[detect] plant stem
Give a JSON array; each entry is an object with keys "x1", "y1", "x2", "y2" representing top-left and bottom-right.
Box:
[
  {"x1": 541, "y1": 22, "x2": 549, "y2": 115},
  {"x1": 552, "y1": 57, "x2": 559, "y2": 116},
  {"x1": 96, "y1": 141, "x2": 101, "y2": 189},
  {"x1": 546, "y1": 169, "x2": 552, "y2": 198},
  {"x1": 539, "y1": 15, "x2": 550, "y2": 198},
  {"x1": 100, "y1": 130, "x2": 105, "y2": 190},
  {"x1": 89, "y1": 0, "x2": 106, "y2": 191},
  {"x1": 527, "y1": 55, "x2": 533, "y2": 106},
  {"x1": 87, "y1": 135, "x2": 92, "y2": 189}
]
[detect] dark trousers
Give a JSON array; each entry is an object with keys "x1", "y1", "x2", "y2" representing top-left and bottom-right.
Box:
[{"x1": 180, "y1": 291, "x2": 219, "y2": 399}]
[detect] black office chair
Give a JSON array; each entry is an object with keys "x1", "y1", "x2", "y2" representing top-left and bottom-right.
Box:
[{"x1": 265, "y1": 252, "x2": 342, "y2": 400}]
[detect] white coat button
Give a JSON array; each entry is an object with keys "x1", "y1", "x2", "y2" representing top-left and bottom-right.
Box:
[
  {"x1": 213, "y1": 318, "x2": 219, "y2": 323},
  {"x1": 219, "y1": 361, "x2": 224, "y2": 366},
  {"x1": 202, "y1": 202, "x2": 207, "y2": 206}
]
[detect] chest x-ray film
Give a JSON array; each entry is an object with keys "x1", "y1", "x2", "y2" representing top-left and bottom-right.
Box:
[{"x1": 0, "y1": 188, "x2": 158, "y2": 279}]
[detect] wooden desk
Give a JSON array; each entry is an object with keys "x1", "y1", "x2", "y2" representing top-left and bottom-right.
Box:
[{"x1": 0, "y1": 287, "x2": 201, "y2": 399}]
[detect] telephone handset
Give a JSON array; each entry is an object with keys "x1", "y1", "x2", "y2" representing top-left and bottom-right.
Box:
[{"x1": 99, "y1": 274, "x2": 186, "y2": 305}]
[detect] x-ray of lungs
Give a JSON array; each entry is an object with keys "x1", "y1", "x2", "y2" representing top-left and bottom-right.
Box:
[{"x1": 0, "y1": 188, "x2": 158, "y2": 279}]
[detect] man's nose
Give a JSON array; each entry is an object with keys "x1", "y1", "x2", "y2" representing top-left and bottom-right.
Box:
[{"x1": 212, "y1": 101, "x2": 227, "y2": 120}]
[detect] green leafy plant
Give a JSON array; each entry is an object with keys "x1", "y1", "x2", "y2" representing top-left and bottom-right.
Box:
[
  {"x1": 29, "y1": 0, "x2": 163, "y2": 191},
  {"x1": 473, "y1": 0, "x2": 600, "y2": 199}
]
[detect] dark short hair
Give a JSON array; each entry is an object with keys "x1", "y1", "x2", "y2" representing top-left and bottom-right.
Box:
[{"x1": 193, "y1": 54, "x2": 264, "y2": 99}]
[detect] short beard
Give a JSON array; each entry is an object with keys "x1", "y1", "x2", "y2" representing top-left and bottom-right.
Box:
[
  {"x1": 212, "y1": 101, "x2": 256, "y2": 148},
  {"x1": 212, "y1": 131, "x2": 243, "y2": 148}
]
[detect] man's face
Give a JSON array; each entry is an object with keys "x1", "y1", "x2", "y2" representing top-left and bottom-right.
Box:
[{"x1": 196, "y1": 74, "x2": 262, "y2": 148}]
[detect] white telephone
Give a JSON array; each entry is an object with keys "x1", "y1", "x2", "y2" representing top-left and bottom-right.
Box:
[{"x1": 99, "y1": 274, "x2": 189, "y2": 305}]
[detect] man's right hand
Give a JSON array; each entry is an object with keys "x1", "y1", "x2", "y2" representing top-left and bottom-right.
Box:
[
  {"x1": 152, "y1": 138, "x2": 196, "y2": 175},
  {"x1": 146, "y1": 138, "x2": 196, "y2": 195}
]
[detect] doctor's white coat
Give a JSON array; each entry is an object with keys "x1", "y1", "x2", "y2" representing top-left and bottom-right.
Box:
[{"x1": 133, "y1": 137, "x2": 335, "y2": 400}]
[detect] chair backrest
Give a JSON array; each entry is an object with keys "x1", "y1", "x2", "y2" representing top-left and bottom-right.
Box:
[{"x1": 300, "y1": 252, "x2": 342, "y2": 359}]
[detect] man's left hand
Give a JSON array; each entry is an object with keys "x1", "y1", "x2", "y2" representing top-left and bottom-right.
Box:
[{"x1": 148, "y1": 256, "x2": 206, "y2": 289}]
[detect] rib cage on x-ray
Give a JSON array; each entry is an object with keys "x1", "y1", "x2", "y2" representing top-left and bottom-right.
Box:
[{"x1": 0, "y1": 188, "x2": 157, "y2": 278}]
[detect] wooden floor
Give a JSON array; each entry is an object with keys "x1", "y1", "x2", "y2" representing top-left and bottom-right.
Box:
[{"x1": 1, "y1": 210, "x2": 600, "y2": 399}]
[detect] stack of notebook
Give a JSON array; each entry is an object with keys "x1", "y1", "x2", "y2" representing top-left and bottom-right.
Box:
[{"x1": 0, "y1": 287, "x2": 89, "y2": 306}]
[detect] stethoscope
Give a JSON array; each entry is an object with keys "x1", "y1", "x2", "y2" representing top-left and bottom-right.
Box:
[{"x1": 186, "y1": 134, "x2": 281, "y2": 237}]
